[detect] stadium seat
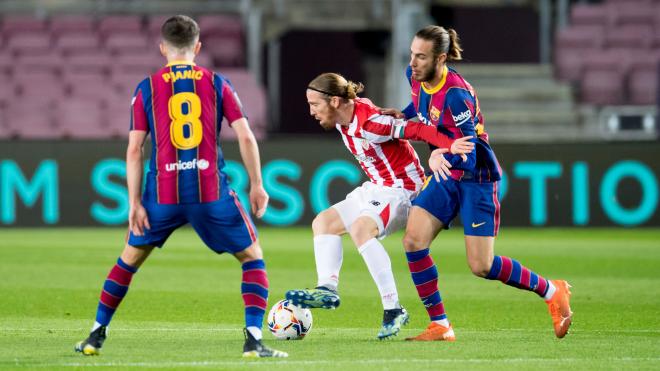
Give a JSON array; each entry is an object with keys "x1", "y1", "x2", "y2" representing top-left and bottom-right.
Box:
[
  {"x1": 0, "y1": 53, "x2": 14, "y2": 77},
  {"x1": 104, "y1": 99, "x2": 132, "y2": 138},
  {"x1": 56, "y1": 34, "x2": 101, "y2": 55},
  {"x1": 198, "y1": 14, "x2": 243, "y2": 38},
  {"x1": 105, "y1": 34, "x2": 152, "y2": 54},
  {"x1": 0, "y1": 117, "x2": 9, "y2": 139},
  {"x1": 66, "y1": 52, "x2": 112, "y2": 74},
  {"x1": 0, "y1": 16, "x2": 47, "y2": 34},
  {"x1": 98, "y1": 15, "x2": 144, "y2": 36},
  {"x1": 580, "y1": 50, "x2": 630, "y2": 105},
  {"x1": 553, "y1": 26, "x2": 604, "y2": 82},
  {"x1": 15, "y1": 52, "x2": 63, "y2": 74},
  {"x1": 114, "y1": 54, "x2": 163, "y2": 75},
  {"x1": 5, "y1": 102, "x2": 56, "y2": 139},
  {"x1": 0, "y1": 81, "x2": 17, "y2": 106},
  {"x1": 628, "y1": 53, "x2": 660, "y2": 105},
  {"x1": 608, "y1": 3, "x2": 657, "y2": 26},
  {"x1": 6, "y1": 33, "x2": 51, "y2": 55},
  {"x1": 146, "y1": 15, "x2": 171, "y2": 37},
  {"x1": 195, "y1": 52, "x2": 214, "y2": 68},
  {"x1": 111, "y1": 70, "x2": 149, "y2": 96},
  {"x1": 49, "y1": 15, "x2": 95, "y2": 34},
  {"x1": 605, "y1": 25, "x2": 653, "y2": 50},
  {"x1": 570, "y1": 3, "x2": 610, "y2": 26},
  {"x1": 203, "y1": 35, "x2": 244, "y2": 66},
  {"x1": 55, "y1": 99, "x2": 107, "y2": 139},
  {"x1": 653, "y1": 26, "x2": 660, "y2": 49},
  {"x1": 67, "y1": 74, "x2": 109, "y2": 101}
]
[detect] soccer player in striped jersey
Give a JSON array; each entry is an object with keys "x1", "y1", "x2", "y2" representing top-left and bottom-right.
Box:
[
  {"x1": 286, "y1": 72, "x2": 474, "y2": 339},
  {"x1": 74, "y1": 15, "x2": 286, "y2": 358},
  {"x1": 381, "y1": 26, "x2": 573, "y2": 341}
]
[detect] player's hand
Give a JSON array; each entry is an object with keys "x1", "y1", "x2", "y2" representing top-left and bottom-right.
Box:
[
  {"x1": 128, "y1": 203, "x2": 150, "y2": 236},
  {"x1": 450, "y1": 136, "x2": 474, "y2": 155},
  {"x1": 250, "y1": 185, "x2": 269, "y2": 219},
  {"x1": 379, "y1": 107, "x2": 405, "y2": 119},
  {"x1": 428, "y1": 148, "x2": 452, "y2": 181}
]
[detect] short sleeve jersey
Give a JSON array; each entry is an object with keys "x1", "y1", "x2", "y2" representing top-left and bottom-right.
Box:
[{"x1": 130, "y1": 61, "x2": 246, "y2": 204}]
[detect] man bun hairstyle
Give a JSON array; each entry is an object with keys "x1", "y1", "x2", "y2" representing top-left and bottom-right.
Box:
[
  {"x1": 308, "y1": 72, "x2": 364, "y2": 100},
  {"x1": 161, "y1": 15, "x2": 200, "y2": 49},
  {"x1": 415, "y1": 25, "x2": 463, "y2": 62}
]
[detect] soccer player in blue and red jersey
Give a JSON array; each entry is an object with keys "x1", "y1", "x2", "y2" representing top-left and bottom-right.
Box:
[
  {"x1": 74, "y1": 15, "x2": 286, "y2": 358},
  {"x1": 381, "y1": 26, "x2": 573, "y2": 341}
]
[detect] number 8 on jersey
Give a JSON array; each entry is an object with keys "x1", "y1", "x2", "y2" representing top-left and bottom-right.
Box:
[{"x1": 169, "y1": 92, "x2": 202, "y2": 150}]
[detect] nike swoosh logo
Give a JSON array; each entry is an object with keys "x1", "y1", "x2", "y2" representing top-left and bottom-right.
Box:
[{"x1": 471, "y1": 222, "x2": 486, "y2": 228}]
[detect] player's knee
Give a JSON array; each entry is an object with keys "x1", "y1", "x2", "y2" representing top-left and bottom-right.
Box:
[
  {"x1": 312, "y1": 209, "x2": 343, "y2": 235},
  {"x1": 402, "y1": 232, "x2": 423, "y2": 252},
  {"x1": 312, "y1": 210, "x2": 332, "y2": 234},
  {"x1": 121, "y1": 244, "x2": 154, "y2": 268},
  {"x1": 235, "y1": 242, "x2": 263, "y2": 263},
  {"x1": 468, "y1": 259, "x2": 491, "y2": 278},
  {"x1": 348, "y1": 217, "x2": 377, "y2": 247}
]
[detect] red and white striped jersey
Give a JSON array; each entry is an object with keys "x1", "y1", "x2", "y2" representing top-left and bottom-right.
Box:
[{"x1": 337, "y1": 98, "x2": 425, "y2": 191}]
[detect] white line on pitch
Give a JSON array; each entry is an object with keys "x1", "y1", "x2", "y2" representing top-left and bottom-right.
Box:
[{"x1": 12, "y1": 357, "x2": 660, "y2": 368}]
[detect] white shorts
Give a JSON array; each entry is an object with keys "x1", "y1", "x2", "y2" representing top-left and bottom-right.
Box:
[{"x1": 332, "y1": 182, "x2": 415, "y2": 239}]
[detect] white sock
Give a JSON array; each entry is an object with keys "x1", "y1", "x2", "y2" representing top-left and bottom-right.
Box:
[
  {"x1": 543, "y1": 280, "x2": 557, "y2": 300},
  {"x1": 358, "y1": 238, "x2": 400, "y2": 310},
  {"x1": 432, "y1": 319, "x2": 450, "y2": 328},
  {"x1": 314, "y1": 234, "x2": 343, "y2": 291},
  {"x1": 91, "y1": 321, "x2": 103, "y2": 332},
  {"x1": 246, "y1": 326, "x2": 262, "y2": 340}
]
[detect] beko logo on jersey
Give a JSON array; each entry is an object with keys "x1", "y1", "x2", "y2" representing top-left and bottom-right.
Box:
[
  {"x1": 452, "y1": 110, "x2": 472, "y2": 126},
  {"x1": 165, "y1": 159, "x2": 210, "y2": 172}
]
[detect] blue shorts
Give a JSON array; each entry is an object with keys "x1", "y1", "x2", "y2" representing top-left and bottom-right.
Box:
[
  {"x1": 412, "y1": 176, "x2": 500, "y2": 237},
  {"x1": 127, "y1": 190, "x2": 258, "y2": 254}
]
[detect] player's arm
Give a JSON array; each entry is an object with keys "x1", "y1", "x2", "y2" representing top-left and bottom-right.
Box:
[
  {"x1": 361, "y1": 114, "x2": 474, "y2": 155},
  {"x1": 126, "y1": 130, "x2": 149, "y2": 236},
  {"x1": 232, "y1": 118, "x2": 268, "y2": 218},
  {"x1": 127, "y1": 84, "x2": 150, "y2": 236},
  {"x1": 443, "y1": 89, "x2": 478, "y2": 170},
  {"x1": 217, "y1": 74, "x2": 269, "y2": 218},
  {"x1": 391, "y1": 119, "x2": 473, "y2": 155},
  {"x1": 379, "y1": 102, "x2": 416, "y2": 120}
]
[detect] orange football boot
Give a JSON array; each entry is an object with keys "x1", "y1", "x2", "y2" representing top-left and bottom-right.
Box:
[
  {"x1": 546, "y1": 280, "x2": 573, "y2": 338},
  {"x1": 405, "y1": 322, "x2": 456, "y2": 341}
]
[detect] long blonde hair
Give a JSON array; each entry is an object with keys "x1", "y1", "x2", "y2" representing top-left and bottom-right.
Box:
[{"x1": 307, "y1": 72, "x2": 364, "y2": 101}]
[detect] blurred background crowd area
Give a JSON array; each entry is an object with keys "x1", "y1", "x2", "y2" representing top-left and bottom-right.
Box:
[{"x1": 0, "y1": 0, "x2": 658, "y2": 142}]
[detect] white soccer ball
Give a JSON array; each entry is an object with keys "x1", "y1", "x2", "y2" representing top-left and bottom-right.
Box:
[{"x1": 267, "y1": 299, "x2": 313, "y2": 340}]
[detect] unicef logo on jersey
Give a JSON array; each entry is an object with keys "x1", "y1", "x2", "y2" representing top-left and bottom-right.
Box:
[{"x1": 165, "y1": 158, "x2": 211, "y2": 172}]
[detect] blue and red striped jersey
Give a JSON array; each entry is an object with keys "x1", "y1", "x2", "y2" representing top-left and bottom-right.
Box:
[
  {"x1": 402, "y1": 65, "x2": 501, "y2": 183},
  {"x1": 130, "y1": 61, "x2": 246, "y2": 204}
]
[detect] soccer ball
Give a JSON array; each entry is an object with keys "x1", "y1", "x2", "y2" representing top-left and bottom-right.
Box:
[{"x1": 267, "y1": 299, "x2": 313, "y2": 340}]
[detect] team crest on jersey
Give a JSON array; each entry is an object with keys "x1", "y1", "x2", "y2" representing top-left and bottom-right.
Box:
[
  {"x1": 360, "y1": 139, "x2": 370, "y2": 150},
  {"x1": 430, "y1": 106, "x2": 441, "y2": 122}
]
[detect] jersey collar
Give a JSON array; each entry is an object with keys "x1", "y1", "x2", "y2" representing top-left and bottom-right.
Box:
[
  {"x1": 166, "y1": 60, "x2": 196, "y2": 67},
  {"x1": 421, "y1": 65, "x2": 448, "y2": 95}
]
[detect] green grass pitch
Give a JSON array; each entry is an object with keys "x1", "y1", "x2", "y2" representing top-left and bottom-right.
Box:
[{"x1": 0, "y1": 227, "x2": 659, "y2": 370}]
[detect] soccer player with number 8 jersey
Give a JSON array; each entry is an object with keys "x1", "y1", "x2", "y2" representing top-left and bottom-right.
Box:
[{"x1": 74, "y1": 15, "x2": 286, "y2": 358}]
